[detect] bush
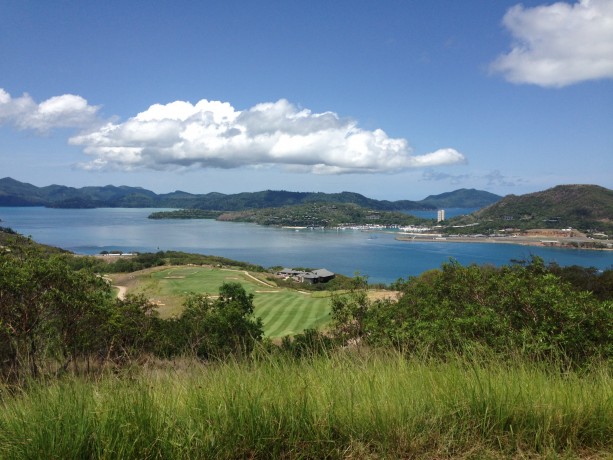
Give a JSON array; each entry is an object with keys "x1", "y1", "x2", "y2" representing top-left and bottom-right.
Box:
[{"x1": 332, "y1": 258, "x2": 612, "y2": 364}]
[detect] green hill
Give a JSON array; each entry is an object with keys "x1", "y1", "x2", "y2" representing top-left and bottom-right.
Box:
[
  {"x1": 216, "y1": 202, "x2": 427, "y2": 227},
  {"x1": 2, "y1": 177, "x2": 505, "y2": 211},
  {"x1": 465, "y1": 184, "x2": 613, "y2": 234},
  {"x1": 418, "y1": 188, "x2": 501, "y2": 208}
]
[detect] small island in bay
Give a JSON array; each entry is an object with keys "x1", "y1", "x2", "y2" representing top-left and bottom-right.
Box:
[{"x1": 148, "y1": 209, "x2": 223, "y2": 219}]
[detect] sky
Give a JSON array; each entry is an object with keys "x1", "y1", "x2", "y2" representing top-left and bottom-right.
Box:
[{"x1": 0, "y1": 0, "x2": 612, "y2": 201}]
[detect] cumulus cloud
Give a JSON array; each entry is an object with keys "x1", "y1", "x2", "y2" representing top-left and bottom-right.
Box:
[
  {"x1": 70, "y1": 98, "x2": 466, "y2": 174},
  {"x1": 490, "y1": 0, "x2": 613, "y2": 87},
  {"x1": 0, "y1": 88, "x2": 100, "y2": 132}
]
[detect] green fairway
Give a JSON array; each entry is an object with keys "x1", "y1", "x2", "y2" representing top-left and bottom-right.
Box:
[
  {"x1": 149, "y1": 266, "x2": 266, "y2": 296},
  {"x1": 115, "y1": 266, "x2": 331, "y2": 337},
  {"x1": 254, "y1": 291, "x2": 331, "y2": 337}
]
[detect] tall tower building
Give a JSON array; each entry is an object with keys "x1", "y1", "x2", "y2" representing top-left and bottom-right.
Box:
[{"x1": 437, "y1": 209, "x2": 445, "y2": 222}]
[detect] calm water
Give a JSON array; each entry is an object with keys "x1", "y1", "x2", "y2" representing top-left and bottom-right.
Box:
[{"x1": 2, "y1": 207, "x2": 611, "y2": 284}]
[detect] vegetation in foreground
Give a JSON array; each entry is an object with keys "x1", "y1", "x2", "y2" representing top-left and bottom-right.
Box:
[
  {"x1": 2, "y1": 231, "x2": 612, "y2": 379},
  {"x1": 1, "y1": 230, "x2": 613, "y2": 458},
  {"x1": 0, "y1": 352, "x2": 611, "y2": 459}
]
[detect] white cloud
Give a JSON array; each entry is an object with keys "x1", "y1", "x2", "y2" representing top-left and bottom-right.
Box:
[
  {"x1": 490, "y1": 0, "x2": 613, "y2": 87},
  {"x1": 71, "y1": 98, "x2": 466, "y2": 174},
  {"x1": 0, "y1": 88, "x2": 100, "y2": 132}
]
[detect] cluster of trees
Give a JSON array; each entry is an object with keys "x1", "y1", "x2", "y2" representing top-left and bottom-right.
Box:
[
  {"x1": 148, "y1": 209, "x2": 223, "y2": 219},
  {"x1": 329, "y1": 258, "x2": 612, "y2": 363},
  {"x1": 0, "y1": 236, "x2": 263, "y2": 381},
  {"x1": 67, "y1": 250, "x2": 267, "y2": 274}
]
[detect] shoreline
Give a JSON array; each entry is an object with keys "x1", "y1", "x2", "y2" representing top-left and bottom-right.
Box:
[{"x1": 395, "y1": 234, "x2": 613, "y2": 251}]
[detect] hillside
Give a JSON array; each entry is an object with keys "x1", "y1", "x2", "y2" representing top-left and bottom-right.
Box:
[
  {"x1": 419, "y1": 188, "x2": 501, "y2": 208},
  {"x1": 453, "y1": 184, "x2": 613, "y2": 234},
  {"x1": 0, "y1": 177, "x2": 497, "y2": 211}
]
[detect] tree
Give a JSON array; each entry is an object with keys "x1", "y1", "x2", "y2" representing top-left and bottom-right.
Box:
[
  {"x1": 364, "y1": 258, "x2": 612, "y2": 362},
  {"x1": 106, "y1": 294, "x2": 160, "y2": 362},
  {"x1": 0, "y1": 236, "x2": 114, "y2": 378},
  {"x1": 330, "y1": 275, "x2": 371, "y2": 345},
  {"x1": 179, "y1": 282, "x2": 263, "y2": 359}
]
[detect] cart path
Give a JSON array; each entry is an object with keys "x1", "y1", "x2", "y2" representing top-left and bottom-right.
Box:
[{"x1": 114, "y1": 285, "x2": 127, "y2": 300}]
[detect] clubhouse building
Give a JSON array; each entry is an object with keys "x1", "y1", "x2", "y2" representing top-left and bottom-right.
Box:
[{"x1": 277, "y1": 268, "x2": 336, "y2": 284}]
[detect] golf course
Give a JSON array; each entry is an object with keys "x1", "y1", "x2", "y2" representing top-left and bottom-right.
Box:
[{"x1": 110, "y1": 266, "x2": 333, "y2": 337}]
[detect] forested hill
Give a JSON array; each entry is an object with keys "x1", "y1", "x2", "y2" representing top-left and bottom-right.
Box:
[
  {"x1": 0, "y1": 177, "x2": 499, "y2": 211},
  {"x1": 419, "y1": 188, "x2": 501, "y2": 208},
  {"x1": 468, "y1": 184, "x2": 613, "y2": 233}
]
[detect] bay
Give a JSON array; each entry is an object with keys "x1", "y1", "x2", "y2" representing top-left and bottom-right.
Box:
[{"x1": 1, "y1": 207, "x2": 611, "y2": 284}]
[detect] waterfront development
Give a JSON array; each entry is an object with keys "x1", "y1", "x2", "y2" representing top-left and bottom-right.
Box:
[{"x1": 2, "y1": 207, "x2": 611, "y2": 284}]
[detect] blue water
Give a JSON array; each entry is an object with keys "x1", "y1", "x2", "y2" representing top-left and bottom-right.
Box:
[{"x1": 1, "y1": 207, "x2": 611, "y2": 284}]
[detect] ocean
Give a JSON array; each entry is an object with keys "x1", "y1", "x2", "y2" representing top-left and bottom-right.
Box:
[{"x1": 1, "y1": 207, "x2": 611, "y2": 284}]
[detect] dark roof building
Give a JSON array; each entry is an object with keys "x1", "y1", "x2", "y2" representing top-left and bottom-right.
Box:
[{"x1": 277, "y1": 267, "x2": 336, "y2": 284}]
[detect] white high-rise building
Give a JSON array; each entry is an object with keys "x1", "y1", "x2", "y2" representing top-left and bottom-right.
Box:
[{"x1": 437, "y1": 209, "x2": 445, "y2": 222}]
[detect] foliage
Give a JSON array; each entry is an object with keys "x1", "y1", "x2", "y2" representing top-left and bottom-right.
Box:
[
  {"x1": 280, "y1": 328, "x2": 334, "y2": 358},
  {"x1": 166, "y1": 282, "x2": 263, "y2": 359},
  {"x1": 332, "y1": 257, "x2": 612, "y2": 363},
  {"x1": 108, "y1": 294, "x2": 161, "y2": 360},
  {"x1": 64, "y1": 250, "x2": 267, "y2": 274},
  {"x1": 0, "y1": 236, "x2": 265, "y2": 380},
  {"x1": 546, "y1": 263, "x2": 613, "y2": 301},
  {"x1": 0, "y1": 238, "x2": 114, "y2": 378},
  {"x1": 330, "y1": 275, "x2": 372, "y2": 344},
  {"x1": 148, "y1": 209, "x2": 223, "y2": 219}
]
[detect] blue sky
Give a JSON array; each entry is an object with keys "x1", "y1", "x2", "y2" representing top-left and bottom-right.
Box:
[{"x1": 1, "y1": 0, "x2": 612, "y2": 200}]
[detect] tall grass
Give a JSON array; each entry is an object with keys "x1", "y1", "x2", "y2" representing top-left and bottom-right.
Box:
[{"x1": 0, "y1": 351, "x2": 611, "y2": 459}]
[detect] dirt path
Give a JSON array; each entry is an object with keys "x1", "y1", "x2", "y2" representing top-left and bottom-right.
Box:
[
  {"x1": 243, "y1": 271, "x2": 276, "y2": 287},
  {"x1": 114, "y1": 285, "x2": 127, "y2": 300}
]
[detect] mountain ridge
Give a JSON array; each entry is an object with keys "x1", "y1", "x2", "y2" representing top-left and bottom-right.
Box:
[{"x1": 0, "y1": 177, "x2": 501, "y2": 211}]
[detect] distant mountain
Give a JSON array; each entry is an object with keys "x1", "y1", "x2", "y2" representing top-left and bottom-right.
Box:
[
  {"x1": 417, "y1": 188, "x2": 502, "y2": 208},
  {"x1": 0, "y1": 177, "x2": 496, "y2": 211},
  {"x1": 470, "y1": 184, "x2": 613, "y2": 233},
  {"x1": 0, "y1": 177, "x2": 160, "y2": 208}
]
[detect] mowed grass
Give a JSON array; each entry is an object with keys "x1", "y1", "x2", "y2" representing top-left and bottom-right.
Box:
[
  {"x1": 112, "y1": 266, "x2": 332, "y2": 337},
  {"x1": 255, "y1": 291, "x2": 330, "y2": 337}
]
